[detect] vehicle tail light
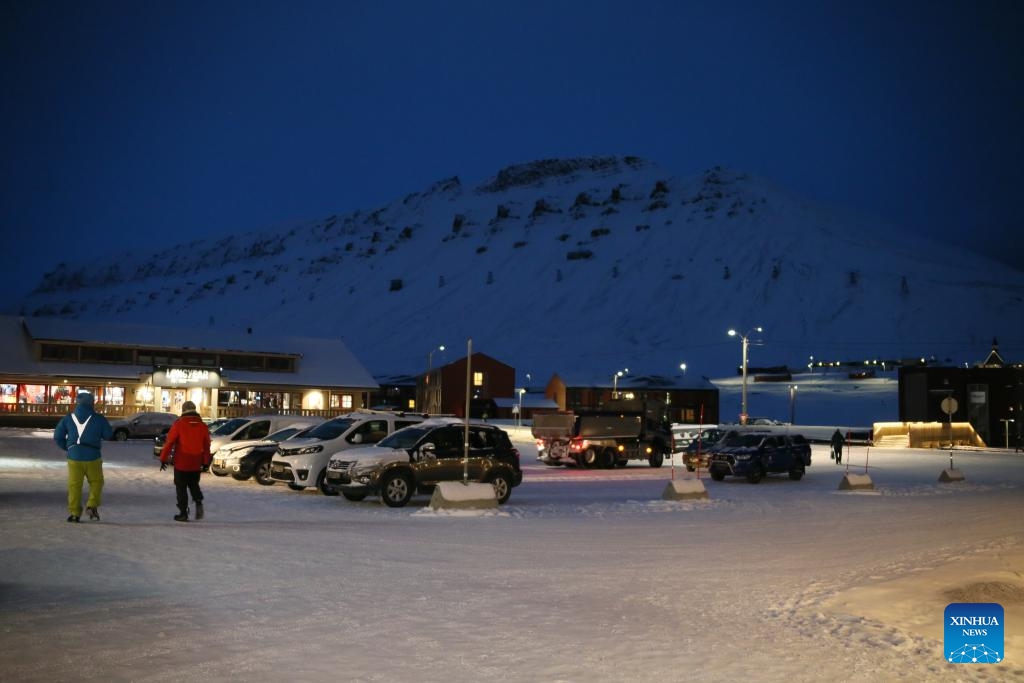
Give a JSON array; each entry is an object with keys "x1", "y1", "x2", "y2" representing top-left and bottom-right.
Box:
[{"x1": 568, "y1": 437, "x2": 586, "y2": 453}]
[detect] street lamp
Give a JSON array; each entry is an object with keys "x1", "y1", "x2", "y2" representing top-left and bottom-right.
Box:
[
  {"x1": 516, "y1": 388, "x2": 526, "y2": 427},
  {"x1": 789, "y1": 384, "x2": 798, "y2": 425},
  {"x1": 612, "y1": 368, "x2": 628, "y2": 398},
  {"x1": 679, "y1": 362, "x2": 687, "y2": 375},
  {"x1": 728, "y1": 327, "x2": 762, "y2": 425},
  {"x1": 424, "y1": 344, "x2": 445, "y2": 413}
]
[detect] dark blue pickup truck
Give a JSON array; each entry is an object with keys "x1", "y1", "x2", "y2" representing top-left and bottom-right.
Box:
[{"x1": 707, "y1": 432, "x2": 811, "y2": 483}]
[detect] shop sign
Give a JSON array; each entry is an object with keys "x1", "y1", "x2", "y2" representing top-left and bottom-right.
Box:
[{"x1": 152, "y1": 368, "x2": 221, "y2": 388}]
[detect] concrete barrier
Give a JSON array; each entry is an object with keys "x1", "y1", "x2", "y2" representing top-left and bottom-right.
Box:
[
  {"x1": 662, "y1": 479, "x2": 709, "y2": 501},
  {"x1": 429, "y1": 481, "x2": 498, "y2": 510},
  {"x1": 839, "y1": 473, "x2": 874, "y2": 491},
  {"x1": 939, "y1": 468, "x2": 965, "y2": 482}
]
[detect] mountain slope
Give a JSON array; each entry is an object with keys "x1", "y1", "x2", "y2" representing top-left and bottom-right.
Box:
[{"x1": 18, "y1": 156, "x2": 1024, "y2": 380}]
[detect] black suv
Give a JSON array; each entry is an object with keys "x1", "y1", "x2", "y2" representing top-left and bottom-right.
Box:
[{"x1": 324, "y1": 420, "x2": 523, "y2": 507}]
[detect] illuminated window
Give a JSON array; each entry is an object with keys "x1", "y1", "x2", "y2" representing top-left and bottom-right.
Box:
[
  {"x1": 473, "y1": 371, "x2": 484, "y2": 387},
  {"x1": 342, "y1": 394, "x2": 353, "y2": 409}
]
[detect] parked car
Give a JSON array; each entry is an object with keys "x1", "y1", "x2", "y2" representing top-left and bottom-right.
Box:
[
  {"x1": 707, "y1": 432, "x2": 812, "y2": 483},
  {"x1": 680, "y1": 428, "x2": 729, "y2": 471},
  {"x1": 324, "y1": 419, "x2": 522, "y2": 507},
  {"x1": 153, "y1": 417, "x2": 231, "y2": 456},
  {"x1": 671, "y1": 423, "x2": 720, "y2": 452},
  {"x1": 270, "y1": 411, "x2": 427, "y2": 494},
  {"x1": 210, "y1": 418, "x2": 325, "y2": 483},
  {"x1": 110, "y1": 412, "x2": 178, "y2": 442}
]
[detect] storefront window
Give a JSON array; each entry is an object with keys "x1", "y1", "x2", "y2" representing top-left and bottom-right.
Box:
[
  {"x1": 50, "y1": 385, "x2": 74, "y2": 404},
  {"x1": 1, "y1": 384, "x2": 16, "y2": 404},
  {"x1": 105, "y1": 386, "x2": 125, "y2": 406}
]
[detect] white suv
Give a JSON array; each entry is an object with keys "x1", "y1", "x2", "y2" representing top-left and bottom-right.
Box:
[{"x1": 269, "y1": 411, "x2": 426, "y2": 494}]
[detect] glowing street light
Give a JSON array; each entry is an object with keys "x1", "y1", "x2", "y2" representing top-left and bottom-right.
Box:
[
  {"x1": 728, "y1": 326, "x2": 763, "y2": 425},
  {"x1": 789, "y1": 384, "x2": 798, "y2": 425},
  {"x1": 424, "y1": 344, "x2": 445, "y2": 413},
  {"x1": 680, "y1": 362, "x2": 687, "y2": 375},
  {"x1": 612, "y1": 368, "x2": 628, "y2": 398}
]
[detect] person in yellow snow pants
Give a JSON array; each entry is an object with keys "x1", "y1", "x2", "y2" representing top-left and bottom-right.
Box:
[{"x1": 67, "y1": 459, "x2": 104, "y2": 518}]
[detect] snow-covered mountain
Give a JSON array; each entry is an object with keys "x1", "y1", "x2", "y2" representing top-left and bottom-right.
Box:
[{"x1": 15, "y1": 156, "x2": 1024, "y2": 381}]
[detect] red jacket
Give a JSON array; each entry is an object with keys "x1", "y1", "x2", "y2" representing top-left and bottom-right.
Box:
[{"x1": 160, "y1": 413, "x2": 211, "y2": 472}]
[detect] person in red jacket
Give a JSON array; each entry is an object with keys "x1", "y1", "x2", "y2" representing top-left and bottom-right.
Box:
[{"x1": 159, "y1": 400, "x2": 212, "y2": 522}]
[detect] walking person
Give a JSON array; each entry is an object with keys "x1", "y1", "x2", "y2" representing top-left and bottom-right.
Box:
[
  {"x1": 831, "y1": 428, "x2": 845, "y2": 465},
  {"x1": 158, "y1": 401, "x2": 211, "y2": 522},
  {"x1": 54, "y1": 391, "x2": 113, "y2": 522}
]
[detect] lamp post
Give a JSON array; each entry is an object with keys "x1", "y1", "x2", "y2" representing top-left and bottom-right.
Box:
[
  {"x1": 612, "y1": 368, "x2": 628, "y2": 398},
  {"x1": 728, "y1": 327, "x2": 762, "y2": 425},
  {"x1": 679, "y1": 362, "x2": 687, "y2": 376},
  {"x1": 789, "y1": 384, "x2": 798, "y2": 425},
  {"x1": 516, "y1": 388, "x2": 526, "y2": 427},
  {"x1": 424, "y1": 344, "x2": 445, "y2": 413}
]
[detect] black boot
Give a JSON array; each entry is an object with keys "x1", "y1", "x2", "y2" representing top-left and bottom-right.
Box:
[
  {"x1": 174, "y1": 507, "x2": 189, "y2": 522},
  {"x1": 195, "y1": 502, "x2": 204, "y2": 520}
]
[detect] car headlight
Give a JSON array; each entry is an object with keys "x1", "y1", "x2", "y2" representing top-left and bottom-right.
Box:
[
  {"x1": 296, "y1": 445, "x2": 323, "y2": 455},
  {"x1": 351, "y1": 462, "x2": 381, "y2": 477},
  {"x1": 734, "y1": 454, "x2": 751, "y2": 461}
]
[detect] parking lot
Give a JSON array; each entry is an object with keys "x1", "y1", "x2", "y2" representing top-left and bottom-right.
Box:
[{"x1": 2, "y1": 428, "x2": 1022, "y2": 682}]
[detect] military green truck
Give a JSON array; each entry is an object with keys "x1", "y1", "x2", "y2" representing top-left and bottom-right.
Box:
[{"x1": 533, "y1": 399, "x2": 674, "y2": 469}]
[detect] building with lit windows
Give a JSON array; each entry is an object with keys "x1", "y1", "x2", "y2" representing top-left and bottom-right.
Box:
[{"x1": 0, "y1": 316, "x2": 377, "y2": 427}]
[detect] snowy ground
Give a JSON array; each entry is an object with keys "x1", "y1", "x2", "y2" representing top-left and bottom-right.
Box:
[{"x1": 1, "y1": 427, "x2": 1022, "y2": 682}]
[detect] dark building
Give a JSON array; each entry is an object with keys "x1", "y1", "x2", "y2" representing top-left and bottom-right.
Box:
[
  {"x1": 543, "y1": 372, "x2": 719, "y2": 424},
  {"x1": 418, "y1": 352, "x2": 515, "y2": 418},
  {"x1": 899, "y1": 341, "x2": 1024, "y2": 448}
]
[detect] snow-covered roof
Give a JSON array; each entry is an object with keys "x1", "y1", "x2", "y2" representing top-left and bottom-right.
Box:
[{"x1": 0, "y1": 316, "x2": 378, "y2": 389}]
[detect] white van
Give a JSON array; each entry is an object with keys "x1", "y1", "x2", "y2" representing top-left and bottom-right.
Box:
[
  {"x1": 270, "y1": 411, "x2": 426, "y2": 495},
  {"x1": 209, "y1": 415, "x2": 317, "y2": 457}
]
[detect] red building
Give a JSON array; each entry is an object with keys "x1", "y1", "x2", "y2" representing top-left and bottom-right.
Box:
[{"x1": 418, "y1": 352, "x2": 515, "y2": 418}]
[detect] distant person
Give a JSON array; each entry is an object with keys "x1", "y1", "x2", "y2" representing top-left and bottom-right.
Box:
[
  {"x1": 158, "y1": 400, "x2": 211, "y2": 522},
  {"x1": 831, "y1": 429, "x2": 844, "y2": 464},
  {"x1": 53, "y1": 391, "x2": 113, "y2": 522}
]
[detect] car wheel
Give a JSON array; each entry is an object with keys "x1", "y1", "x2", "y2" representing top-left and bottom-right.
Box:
[
  {"x1": 789, "y1": 466, "x2": 805, "y2": 481},
  {"x1": 254, "y1": 461, "x2": 276, "y2": 485},
  {"x1": 342, "y1": 490, "x2": 367, "y2": 502},
  {"x1": 747, "y1": 466, "x2": 765, "y2": 484},
  {"x1": 317, "y1": 469, "x2": 339, "y2": 496},
  {"x1": 648, "y1": 451, "x2": 664, "y2": 468},
  {"x1": 380, "y1": 471, "x2": 413, "y2": 507},
  {"x1": 287, "y1": 483, "x2": 305, "y2": 491},
  {"x1": 113, "y1": 430, "x2": 129, "y2": 442},
  {"x1": 583, "y1": 447, "x2": 600, "y2": 469},
  {"x1": 710, "y1": 469, "x2": 726, "y2": 481},
  {"x1": 231, "y1": 473, "x2": 251, "y2": 481},
  {"x1": 212, "y1": 470, "x2": 229, "y2": 477},
  {"x1": 489, "y1": 473, "x2": 512, "y2": 504},
  {"x1": 600, "y1": 448, "x2": 616, "y2": 469}
]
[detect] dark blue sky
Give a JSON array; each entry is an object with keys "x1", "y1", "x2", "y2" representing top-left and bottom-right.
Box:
[{"x1": 2, "y1": 0, "x2": 1021, "y2": 305}]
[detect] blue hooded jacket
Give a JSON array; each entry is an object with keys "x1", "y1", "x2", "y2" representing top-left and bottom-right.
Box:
[{"x1": 54, "y1": 392, "x2": 114, "y2": 461}]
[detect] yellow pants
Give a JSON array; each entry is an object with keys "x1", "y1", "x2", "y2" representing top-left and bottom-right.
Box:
[{"x1": 67, "y1": 459, "x2": 104, "y2": 515}]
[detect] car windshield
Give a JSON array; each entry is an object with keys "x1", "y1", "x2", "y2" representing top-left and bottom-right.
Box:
[
  {"x1": 212, "y1": 418, "x2": 250, "y2": 436},
  {"x1": 267, "y1": 427, "x2": 302, "y2": 442},
  {"x1": 377, "y1": 425, "x2": 433, "y2": 450},
  {"x1": 303, "y1": 418, "x2": 356, "y2": 441}
]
